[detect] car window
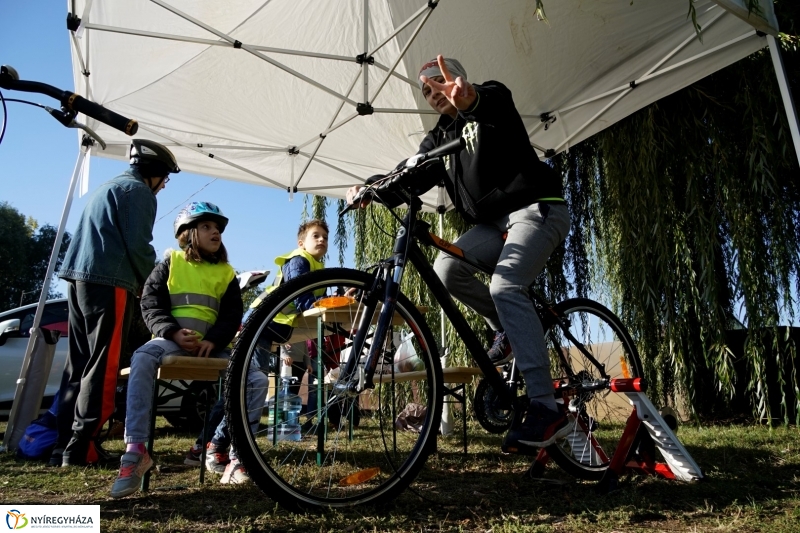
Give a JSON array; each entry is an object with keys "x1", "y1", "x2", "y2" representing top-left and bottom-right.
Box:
[{"x1": 17, "y1": 302, "x2": 69, "y2": 337}]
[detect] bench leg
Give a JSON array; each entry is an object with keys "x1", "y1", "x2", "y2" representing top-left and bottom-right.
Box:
[
  {"x1": 141, "y1": 378, "x2": 159, "y2": 492},
  {"x1": 443, "y1": 384, "x2": 468, "y2": 455},
  {"x1": 198, "y1": 381, "x2": 216, "y2": 485}
]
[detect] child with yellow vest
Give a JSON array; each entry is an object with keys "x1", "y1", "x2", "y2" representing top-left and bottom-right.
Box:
[
  {"x1": 197, "y1": 219, "x2": 329, "y2": 483},
  {"x1": 110, "y1": 202, "x2": 257, "y2": 498}
]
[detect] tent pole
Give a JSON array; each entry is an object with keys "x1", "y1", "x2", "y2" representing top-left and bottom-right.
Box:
[
  {"x1": 362, "y1": 0, "x2": 369, "y2": 104},
  {"x1": 1, "y1": 138, "x2": 91, "y2": 452},
  {"x1": 767, "y1": 34, "x2": 800, "y2": 168},
  {"x1": 437, "y1": 184, "x2": 452, "y2": 436}
]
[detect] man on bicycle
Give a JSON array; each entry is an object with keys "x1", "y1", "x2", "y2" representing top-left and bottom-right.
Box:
[{"x1": 346, "y1": 55, "x2": 571, "y2": 452}]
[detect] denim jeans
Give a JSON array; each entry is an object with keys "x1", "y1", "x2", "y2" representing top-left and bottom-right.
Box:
[
  {"x1": 433, "y1": 202, "x2": 570, "y2": 399},
  {"x1": 210, "y1": 359, "x2": 269, "y2": 460},
  {"x1": 123, "y1": 338, "x2": 268, "y2": 447}
]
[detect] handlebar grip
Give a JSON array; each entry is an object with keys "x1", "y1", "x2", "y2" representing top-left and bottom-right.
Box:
[
  {"x1": 63, "y1": 92, "x2": 138, "y2": 136},
  {"x1": 422, "y1": 136, "x2": 465, "y2": 161}
]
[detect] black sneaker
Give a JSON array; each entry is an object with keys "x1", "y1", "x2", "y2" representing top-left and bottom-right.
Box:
[
  {"x1": 62, "y1": 439, "x2": 120, "y2": 468},
  {"x1": 487, "y1": 331, "x2": 513, "y2": 366},
  {"x1": 47, "y1": 448, "x2": 64, "y2": 468},
  {"x1": 502, "y1": 401, "x2": 571, "y2": 454}
]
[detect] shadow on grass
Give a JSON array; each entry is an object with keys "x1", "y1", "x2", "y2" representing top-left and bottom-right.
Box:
[{"x1": 2, "y1": 423, "x2": 798, "y2": 531}]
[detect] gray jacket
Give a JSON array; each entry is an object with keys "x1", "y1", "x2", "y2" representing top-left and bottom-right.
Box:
[{"x1": 58, "y1": 167, "x2": 157, "y2": 293}]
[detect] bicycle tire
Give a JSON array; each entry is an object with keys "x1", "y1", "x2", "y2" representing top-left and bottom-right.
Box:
[
  {"x1": 543, "y1": 297, "x2": 643, "y2": 480},
  {"x1": 226, "y1": 268, "x2": 443, "y2": 511}
]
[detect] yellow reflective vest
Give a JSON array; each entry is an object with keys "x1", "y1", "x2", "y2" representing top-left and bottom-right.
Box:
[
  {"x1": 250, "y1": 248, "x2": 324, "y2": 326},
  {"x1": 167, "y1": 250, "x2": 236, "y2": 340}
]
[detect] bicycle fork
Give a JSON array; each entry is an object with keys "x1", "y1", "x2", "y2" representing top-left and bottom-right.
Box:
[{"x1": 333, "y1": 261, "x2": 407, "y2": 397}]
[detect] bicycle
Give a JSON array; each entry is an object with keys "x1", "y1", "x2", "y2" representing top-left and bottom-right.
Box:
[{"x1": 226, "y1": 137, "x2": 643, "y2": 511}]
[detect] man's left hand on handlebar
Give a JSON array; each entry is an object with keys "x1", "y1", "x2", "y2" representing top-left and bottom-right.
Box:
[{"x1": 346, "y1": 185, "x2": 371, "y2": 209}]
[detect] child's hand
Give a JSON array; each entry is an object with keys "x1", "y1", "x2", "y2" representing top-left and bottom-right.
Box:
[
  {"x1": 172, "y1": 328, "x2": 200, "y2": 352},
  {"x1": 282, "y1": 356, "x2": 293, "y2": 367},
  {"x1": 196, "y1": 339, "x2": 216, "y2": 358}
]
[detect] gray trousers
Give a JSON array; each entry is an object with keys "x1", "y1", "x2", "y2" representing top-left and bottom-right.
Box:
[{"x1": 433, "y1": 203, "x2": 570, "y2": 398}]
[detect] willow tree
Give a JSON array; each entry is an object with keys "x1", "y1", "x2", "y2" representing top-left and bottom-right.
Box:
[{"x1": 307, "y1": 3, "x2": 800, "y2": 424}]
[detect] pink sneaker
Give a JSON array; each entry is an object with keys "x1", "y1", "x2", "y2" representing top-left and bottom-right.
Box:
[{"x1": 110, "y1": 451, "x2": 153, "y2": 498}]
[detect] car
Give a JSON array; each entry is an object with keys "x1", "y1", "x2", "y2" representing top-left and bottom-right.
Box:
[{"x1": 0, "y1": 299, "x2": 216, "y2": 432}]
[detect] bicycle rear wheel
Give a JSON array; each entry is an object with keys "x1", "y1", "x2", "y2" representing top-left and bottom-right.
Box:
[
  {"x1": 226, "y1": 268, "x2": 443, "y2": 511},
  {"x1": 544, "y1": 298, "x2": 643, "y2": 479}
]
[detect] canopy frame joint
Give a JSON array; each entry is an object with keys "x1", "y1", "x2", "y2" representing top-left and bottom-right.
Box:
[
  {"x1": 66, "y1": 13, "x2": 81, "y2": 32},
  {"x1": 356, "y1": 53, "x2": 374, "y2": 65},
  {"x1": 356, "y1": 103, "x2": 374, "y2": 116},
  {"x1": 541, "y1": 112, "x2": 556, "y2": 131}
]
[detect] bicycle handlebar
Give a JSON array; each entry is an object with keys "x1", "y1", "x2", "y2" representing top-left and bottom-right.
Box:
[
  {"x1": 0, "y1": 67, "x2": 138, "y2": 136},
  {"x1": 339, "y1": 136, "x2": 465, "y2": 216}
]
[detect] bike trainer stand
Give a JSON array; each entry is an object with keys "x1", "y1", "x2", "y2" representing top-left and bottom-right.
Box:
[{"x1": 526, "y1": 380, "x2": 703, "y2": 493}]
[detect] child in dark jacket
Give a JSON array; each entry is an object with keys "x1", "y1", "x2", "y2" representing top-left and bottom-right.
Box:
[{"x1": 110, "y1": 202, "x2": 259, "y2": 498}]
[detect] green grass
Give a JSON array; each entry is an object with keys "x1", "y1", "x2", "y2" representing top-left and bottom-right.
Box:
[{"x1": 0, "y1": 419, "x2": 798, "y2": 532}]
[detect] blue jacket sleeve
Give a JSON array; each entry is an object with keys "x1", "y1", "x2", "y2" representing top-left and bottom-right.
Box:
[
  {"x1": 120, "y1": 185, "x2": 157, "y2": 289},
  {"x1": 283, "y1": 256, "x2": 317, "y2": 312}
]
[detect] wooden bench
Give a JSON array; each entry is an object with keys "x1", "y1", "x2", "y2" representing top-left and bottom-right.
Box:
[
  {"x1": 375, "y1": 366, "x2": 489, "y2": 454},
  {"x1": 119, "y1": 355, "x2": 229, "y2": 490}
]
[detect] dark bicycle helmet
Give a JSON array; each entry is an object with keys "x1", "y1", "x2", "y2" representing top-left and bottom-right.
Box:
[
  {"x1": 173, "y1": 201, "x2": 229, "y2": 237},
  {"x1": 130, "y1": 139, "x2": 181, "y2": 174}
]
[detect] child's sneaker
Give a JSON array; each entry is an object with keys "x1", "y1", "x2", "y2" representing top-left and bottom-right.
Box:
[
  {"x1": 204, "y1": 442, "x2": 230, "y2": 474},
  {"x1": 110, "y1": 451, "x2": 153, "y2": 499},
  {"x1": 220, "y1": 459, "x2": 251, "y2": 484},
  {"x1": 184, "y1": 444, "x2": 202, "y2": 466}
]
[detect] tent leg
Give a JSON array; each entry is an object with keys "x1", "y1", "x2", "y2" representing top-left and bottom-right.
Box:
[
  {"x1": 438, "y1": 206, "x2": 453, "y2": 436},
  {"x1": 1, "y1": 139, "x2": 91, "y2": 452},
  {"x1": 768, "y1": 34, "x2": 800, "y2": 168}
]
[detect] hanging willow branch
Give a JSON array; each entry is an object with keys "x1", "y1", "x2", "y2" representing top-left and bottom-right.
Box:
[{"x1": 549, "y1": 3, "x2": 800, "y2": 423}]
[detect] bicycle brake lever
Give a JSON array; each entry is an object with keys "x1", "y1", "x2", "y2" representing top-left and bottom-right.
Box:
[{"x1": 70, "y1": 120, "x2": 107, "y2": 150}]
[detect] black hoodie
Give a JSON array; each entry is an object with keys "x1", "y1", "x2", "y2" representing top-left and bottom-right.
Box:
[{"x1": 376, "y1": 80, "x2": 563, "y2": 224}]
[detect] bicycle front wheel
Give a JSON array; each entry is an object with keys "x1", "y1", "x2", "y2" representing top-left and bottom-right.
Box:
[
  {"x1": 226, "y1": 268, "x2": 443, "y2": 511},
  {"x1": 544, "y1": 298, "x2": 643, "y2": 480}
]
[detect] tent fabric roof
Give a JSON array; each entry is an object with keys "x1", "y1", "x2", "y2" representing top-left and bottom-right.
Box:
[{"x1": 69, "y1": 0, "x2": 778, "y2": 210}]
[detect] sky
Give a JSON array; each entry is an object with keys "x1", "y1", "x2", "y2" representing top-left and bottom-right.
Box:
[{"x1": 1, "y1": 2, "x2": 351, "y2": 307}]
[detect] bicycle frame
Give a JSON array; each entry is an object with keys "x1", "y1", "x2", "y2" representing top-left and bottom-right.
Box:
[
  {"x1": 335, "y1": 195, "x2": 514, "y2": 407},
  {"x1": 335, "y1": 192, "x2": 613, "y2": 408}
]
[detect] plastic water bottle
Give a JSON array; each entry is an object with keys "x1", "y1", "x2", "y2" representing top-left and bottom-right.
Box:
[
  {"x1": 267, "y1": 364, "x2": 302, "y2": 442},
  {"x1": 278, "y1": 377, "x2": 302, "y2": 442}
]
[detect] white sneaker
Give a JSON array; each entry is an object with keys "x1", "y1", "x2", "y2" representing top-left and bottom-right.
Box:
[{"x1": 220, "y1": 459, "x2": 251, "y2": 484}]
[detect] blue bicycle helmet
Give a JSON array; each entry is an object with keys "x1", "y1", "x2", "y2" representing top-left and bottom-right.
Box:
[{"x1": 173, "y1": 201, "x2": 229, "y2": 237}]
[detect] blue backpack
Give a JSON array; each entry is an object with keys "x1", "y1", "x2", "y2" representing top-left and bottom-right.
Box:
[{"x1": 16, "y1": 392, "x2": 59, "y2": 461}]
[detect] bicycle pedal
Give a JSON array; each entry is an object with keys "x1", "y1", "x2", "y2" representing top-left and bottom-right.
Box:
[{"x1": 501, "y1": 441, "x2": 539, "y2": 456}]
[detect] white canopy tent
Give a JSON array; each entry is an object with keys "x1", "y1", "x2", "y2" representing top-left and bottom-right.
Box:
[
  {"x1": 65, "y1": 0, "x2": 793, "y2": 209},
  {"x1": 4, "y1": 0, "x2": 798, "y2": 450}
]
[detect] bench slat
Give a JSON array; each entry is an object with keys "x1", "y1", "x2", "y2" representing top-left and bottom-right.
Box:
[
  {"x1": 119, "y1": 355, "x2": 228, "y2": 381},
  {"x1": 373, "y1": 366, "x2": 485, "y2": 384}
]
